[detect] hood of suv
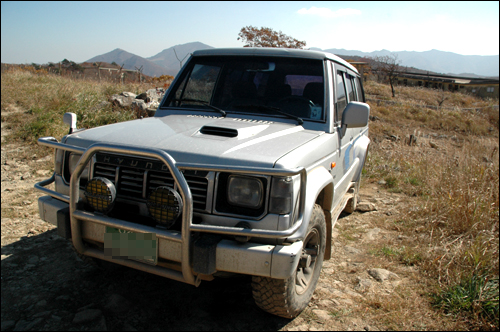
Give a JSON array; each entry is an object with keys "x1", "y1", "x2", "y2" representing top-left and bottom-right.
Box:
[{"x1": 64, "y1": 115, "x2": 322, "y2": 168}]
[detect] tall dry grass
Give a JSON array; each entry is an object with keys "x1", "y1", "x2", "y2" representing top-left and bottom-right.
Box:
[
  {"x1": 364, "y1": 82, "x2": 499, "y2": 329},
  {"x1": 2, "y1": 68, "x2": 498, "y2": 328},
  {"x1": 1, "y1": 67, "x2": 158, "y2": 145}
]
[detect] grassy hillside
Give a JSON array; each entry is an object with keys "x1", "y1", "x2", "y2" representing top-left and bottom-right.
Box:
[
  {"x1": 1, "y1": 66, "x2": 160, "y2": 145},
  {"x1": 365, "y1": 80, "x2": 499, "y2": 329},
  {"x1": 1, "y1": 68, "x2": 498, "y2": 329}
]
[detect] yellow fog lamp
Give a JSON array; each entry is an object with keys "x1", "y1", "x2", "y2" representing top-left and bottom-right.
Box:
[
  {"x1": 147, "y1": 186, "x2": 183, "y2": 228},
  {"x1": 84, "y1": 177, "x2": 116, "y2": 213}
]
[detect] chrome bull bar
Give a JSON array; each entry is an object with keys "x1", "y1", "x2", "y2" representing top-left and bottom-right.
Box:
[{"x1": 35, "y1": 136, "x2": 307, "y2": 286}]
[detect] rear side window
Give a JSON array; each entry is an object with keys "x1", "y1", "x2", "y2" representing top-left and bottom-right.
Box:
[
  {"x1": 335, "y1": 71, "x2": 347, "y2": 122},
  {"x1": 345, "y1": 73, "x2": 356, "y2": 102},
  {"x1": 355, "y1": 77, "x2": 365, "y2": 102}
]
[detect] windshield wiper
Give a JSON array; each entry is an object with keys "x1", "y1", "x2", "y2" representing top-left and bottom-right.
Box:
[
  {"x1": 173, "y1": 98, "x2": 226, "y2": 117},
  {"x1": 232, "y1": 104, "x2": 303, "y2": 125}
]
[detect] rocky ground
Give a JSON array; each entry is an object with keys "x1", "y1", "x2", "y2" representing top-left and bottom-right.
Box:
[{"x1": 1, "y1": 110, "x2": 431, "y2": 331}]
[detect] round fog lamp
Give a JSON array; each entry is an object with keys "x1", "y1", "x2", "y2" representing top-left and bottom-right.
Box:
[
  {"x1": 84, "y1": 177, "x2": 116, "y2": 213},
  {"x1": 147, "y1": 186, "x2": 183, "y2": 228}
]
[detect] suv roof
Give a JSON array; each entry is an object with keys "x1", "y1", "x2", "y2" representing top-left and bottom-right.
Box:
[{"x1": 192, "y1": 47, "x2": 359, "y2": 74}]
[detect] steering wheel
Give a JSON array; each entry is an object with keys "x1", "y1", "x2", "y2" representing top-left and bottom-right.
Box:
[{"x1": 278, "y1": 95, "x2": 315, "y2": 107}]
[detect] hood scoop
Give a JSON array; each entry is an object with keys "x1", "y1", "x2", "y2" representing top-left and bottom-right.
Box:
[{"x1": 199, "y1": 126, "x2": 238, "y2": 138}]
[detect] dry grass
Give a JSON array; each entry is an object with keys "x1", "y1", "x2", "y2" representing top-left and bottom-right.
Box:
[
  {"x1": 364, "y1": 82, "x2": 499, "y2": 329},
  {"x1": 366, "y1": 80, "x2": 496, "y2": 108},
  {"x1": 2, "y1": 68, "x2": 498, "y2": 329},
  {"x1": 1, "y1": 67, "x2": 159, "y2": 146}
]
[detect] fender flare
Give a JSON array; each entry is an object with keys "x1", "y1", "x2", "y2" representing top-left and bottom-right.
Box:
[
  {"x1": 351, "y1": 134, "x2": 370, "y2": 183},
  {"x1": 287, "y1": 166, "x2": 334, "y2": 245}
]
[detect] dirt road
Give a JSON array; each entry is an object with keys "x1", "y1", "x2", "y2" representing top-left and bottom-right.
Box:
[{"x1": 1, "y1": 123, "x2": 422, "y2": 331}]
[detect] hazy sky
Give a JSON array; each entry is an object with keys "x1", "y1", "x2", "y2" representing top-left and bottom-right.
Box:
[{"x1": 1, "y1": 1, "x2": 499, "y2": 64}]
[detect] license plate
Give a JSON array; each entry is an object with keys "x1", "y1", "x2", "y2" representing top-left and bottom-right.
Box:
[{"x1": 104, "y1": 227, "x2": 158, "y2": 265}]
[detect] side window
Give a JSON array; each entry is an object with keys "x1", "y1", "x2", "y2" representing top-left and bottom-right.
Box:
[
  {"x1": 335, "y1": 71, "x2": 347, "y2": 122},
  {"x1": 355, "y1": 77, "x2": 364, "y2": 102},
  {"x1": 345, "y1": 73, "x2": 356, "y2": 102}
]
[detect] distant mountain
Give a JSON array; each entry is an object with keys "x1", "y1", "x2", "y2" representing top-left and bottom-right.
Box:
[
  {"x1": 84, "y1": 43, "x2": 498, "y2": 78},
  {"x1": 321, "y1": 48, "x2": 499, "y2": 77},
  {"x1": 85, "y1": 42, "x2": 213, "y2": 77},
  {"x1": 86, "y1": 48, "x2": 169, "y2": 77},
  {"x1": 148, "y1": 42, "x2": 213, "y2": 76}
]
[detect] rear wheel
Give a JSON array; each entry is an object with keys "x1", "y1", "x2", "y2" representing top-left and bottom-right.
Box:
[{"x1": 251, "y1": 204, "x2": 326, "y2": 318}]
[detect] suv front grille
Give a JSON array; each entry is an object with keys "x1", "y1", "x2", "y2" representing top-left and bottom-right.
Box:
[{"x1": 92, "y1": 153, "x2": 209, "y2": 211}]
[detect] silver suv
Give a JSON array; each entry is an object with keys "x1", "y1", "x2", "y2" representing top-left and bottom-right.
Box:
[{"x1": 36, "y1": 48, "x2": 370, "y2": 318}]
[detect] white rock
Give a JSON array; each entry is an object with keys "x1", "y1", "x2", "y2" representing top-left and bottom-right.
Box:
[
  {"x1": 356, "y1": 203, "x2": 377, "y2": 212},
  {"x1": 367, "y1": 268, "x2": 399, "y2": 282},
  {"x1": 313, "y1": 309, "x2": 332, "y2": 322},
  {"x1": 363, "y1": 228, "x2": 381, "y2": 241},
  {"x1": 344, "y1": 246, "x2": 361, "y2": 254}
]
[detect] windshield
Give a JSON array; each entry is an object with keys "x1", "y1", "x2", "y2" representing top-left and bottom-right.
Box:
[{"x1": 163, "y1": 56, "x2": 325, "y2": 122}]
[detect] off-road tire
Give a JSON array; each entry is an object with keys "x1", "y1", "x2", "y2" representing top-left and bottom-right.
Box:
[
  {"x1": 251, "y1": 204, "x2": 326, "y2": 318},
  {"x1": 343, "y1": 177, "x2": 361, "y2": 214}
]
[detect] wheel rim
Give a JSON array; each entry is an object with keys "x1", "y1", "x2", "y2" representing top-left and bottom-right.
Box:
[{"x1": 295, "y1": 228, "x2": 320, "y2": 295}]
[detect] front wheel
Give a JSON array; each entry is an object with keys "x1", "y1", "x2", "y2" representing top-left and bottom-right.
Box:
[{"x1": 251, "y1": 204, "x2": 326, "y2": 318}]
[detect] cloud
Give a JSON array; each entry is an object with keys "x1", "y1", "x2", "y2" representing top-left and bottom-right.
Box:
[{"x1": 297, "y1": 7, "x2": 361, "y2": 18}]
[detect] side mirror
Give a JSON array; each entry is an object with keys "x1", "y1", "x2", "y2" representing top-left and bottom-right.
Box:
[
  {"x1": 63, "y1": 112, "x2": 77, "y2": 134},
  {"x1": 340, "y1": 102, "x2": 370, "y2": 138}
]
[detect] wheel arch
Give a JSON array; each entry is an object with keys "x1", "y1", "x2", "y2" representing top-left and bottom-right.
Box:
[
  {"x1": 288, "y1": 166, "x2": 334, "y2": 259},
  {"x1": 352, "y1": 134, "x2": 370, "y2": 183},
  {"x1": 315, "y1": 181, "x2": 334, "y2": 260}
]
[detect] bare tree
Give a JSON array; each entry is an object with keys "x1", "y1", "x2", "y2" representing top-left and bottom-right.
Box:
[
  {"x1": 371, "y1": 54, "x2": 401, "y2": 97},
  {"x1": 436, "y1": 91, "x2": 449, "y2": 107},
  {"x1": 118, "y1": 63, "x2": 125, "y2": 84},
  {"x1": 173, "y1": 47, "x2": 190, "y2": 68},
  {"x1": 135, "y1": 65, "x2": 143, "y2": 82},
  {"x1": 237, "y1": 26, "x2": 306, "y2": 49},
  {"x1": 93, "y1": 62, "x2": 102, "y2": 82}
]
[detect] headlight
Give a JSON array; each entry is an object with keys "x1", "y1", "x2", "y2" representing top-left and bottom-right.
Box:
[
  {"x1": 67, "y1": 153, "x2": 89, "y2": 180},
  {"x1": 227, "y1": 175, "x2": 264, "y2": 209}
]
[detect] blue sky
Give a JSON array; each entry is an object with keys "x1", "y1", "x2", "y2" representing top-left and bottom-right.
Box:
[{"x1": 1, "y1": 1, "x2": 498, "y2": 64}]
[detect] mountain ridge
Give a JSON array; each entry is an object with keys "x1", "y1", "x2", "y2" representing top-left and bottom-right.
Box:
[
  {"x1": 147, "y1": 42, "x2": 213, "y2": 76},
  {"x1": 86, "y1": 48, "x2": 169, "y2": 77},
  {"x1": 84, "y1": 42, "x2": 499, "y2": 78},
  {"x1": 321, "y1": 48, "x2": 499, "y2": 77}
]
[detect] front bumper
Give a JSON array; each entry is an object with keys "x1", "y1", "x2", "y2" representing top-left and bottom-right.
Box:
[
  {"x1": 35, "y1": 137, "x2": 306, "y2": 286},
  {"x1": 38, "y1": 194, "x2": 303, "y2": 281}
]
